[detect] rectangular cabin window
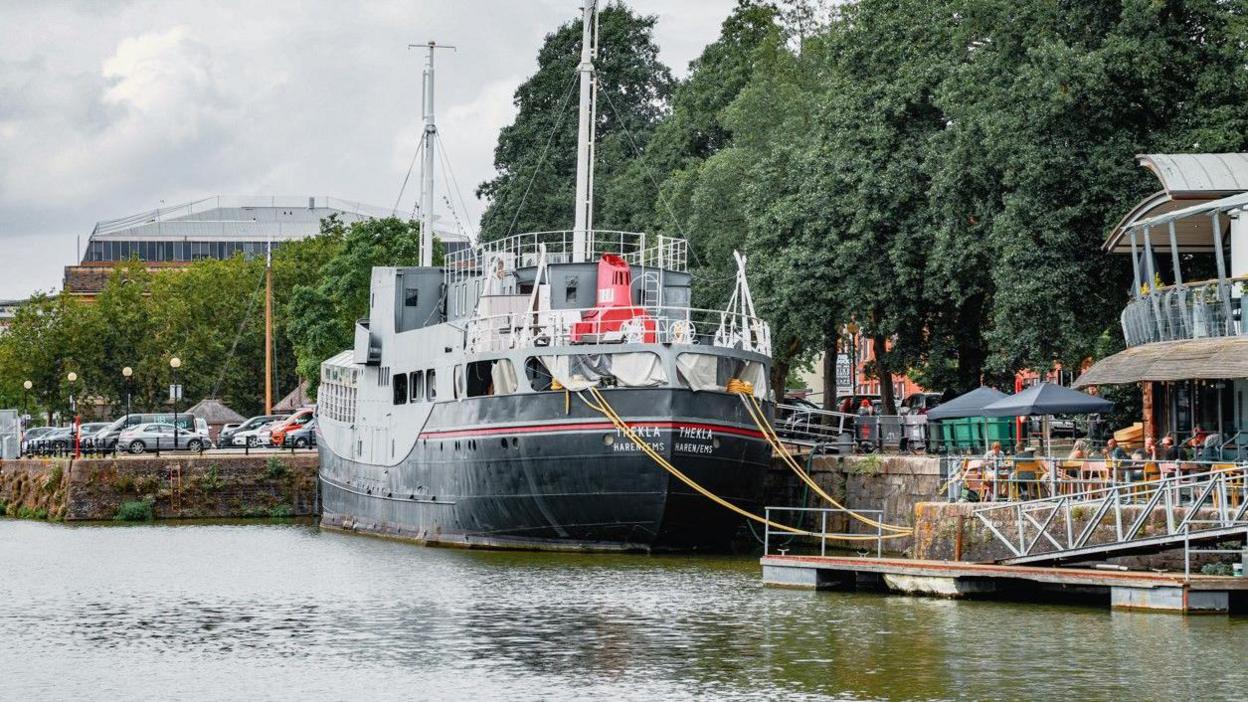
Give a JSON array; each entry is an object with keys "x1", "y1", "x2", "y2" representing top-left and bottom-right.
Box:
[
  {"x1": 410, "y1": 370, "x2": 424, "y2": 402},
  {"x1": 393, "y1": 372, "x2": 408, "y2": 405},
  {"x1": 453, "y1": 365, "x2": 463, "y2": 399},
  {"x1": 565, "y1": 276, "x2": 578, "y2": 304},
  {"x1": 465, "y1": 360, "x2": 517, "y2": 397},
  {"x1": 404, "y1": 287, "x2": 419, "y2": 307},
  {"x1": 427, "y1": 370, "x2": 437, "y2": 401}
]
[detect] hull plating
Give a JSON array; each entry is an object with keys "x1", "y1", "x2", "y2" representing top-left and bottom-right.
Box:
[{"x1": 318, "y1": 389, "x2": 772, "y2": 551}]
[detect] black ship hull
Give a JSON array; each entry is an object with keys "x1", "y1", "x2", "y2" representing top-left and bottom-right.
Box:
[{"x1": 318, "y1": 388, "x2": 772, "y2": 551}]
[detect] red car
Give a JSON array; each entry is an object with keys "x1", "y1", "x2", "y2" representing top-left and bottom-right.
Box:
[{"x1": 270, "y1": 408, "x2": 315, "y2": 447}]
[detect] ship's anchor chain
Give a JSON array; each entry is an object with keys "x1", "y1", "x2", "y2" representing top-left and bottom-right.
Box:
[{"x1": 581, "y1": 386, "x2": 908, "y2": 542}]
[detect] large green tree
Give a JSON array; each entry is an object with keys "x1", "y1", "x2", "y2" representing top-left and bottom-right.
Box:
[{"x1": 476, "y1": 3, "x2": 674, "y2": 240}]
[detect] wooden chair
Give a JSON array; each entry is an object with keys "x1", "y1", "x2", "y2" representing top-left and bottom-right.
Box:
[
  {"x1": 1010, "y1": 459, "x2": 1045, "y2": 501},
  {"x1": 1079, "y1": 460, "x2": 1110, "y2": 493},
  {"x1": 1211, "y1": 463, "x2": 1243, "y2": 510}
]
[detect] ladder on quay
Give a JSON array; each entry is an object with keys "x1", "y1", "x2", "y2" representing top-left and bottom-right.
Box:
[{"x1": 971, "y1": 464, "x2": 1248, "y2": 569}]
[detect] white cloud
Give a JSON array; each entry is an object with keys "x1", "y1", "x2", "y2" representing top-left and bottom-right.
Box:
[{"x1": 0, "y1": 0, "x2": 736, "y2": 298}]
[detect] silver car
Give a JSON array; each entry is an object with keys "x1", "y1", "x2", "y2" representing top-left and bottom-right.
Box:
[{"x1": 118, "y1": 422, "x2": 211, "y2": 454}]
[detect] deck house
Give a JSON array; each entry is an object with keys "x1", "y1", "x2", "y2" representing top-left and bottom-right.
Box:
[{"x1": 1076, "y1": 154, "x2": 1248, "y2": 451}]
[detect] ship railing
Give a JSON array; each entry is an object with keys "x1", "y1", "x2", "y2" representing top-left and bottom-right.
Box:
[
  {"x1": 464, "y1": 305, "x2": 770, "y2": 356},
  {"x1": 445, "y1": 230, "x2": 688, "y2": 281}
]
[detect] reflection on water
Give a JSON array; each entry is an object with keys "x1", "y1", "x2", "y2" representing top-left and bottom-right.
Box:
[{"x1": 0, "y1": 519, "x2": 1243, "y2": 700}]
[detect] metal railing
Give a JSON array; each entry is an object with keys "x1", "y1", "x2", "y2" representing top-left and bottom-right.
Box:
[
  {"x1": 445, "y1": 230, "x2": 688, "y2": 282},
  {"x1": 763, "y1": 506, "x2": 885, "y2": 558},
  {"x1": 969, "y1": 463, "x2": 1248, "y2": 564},
  {"x1": 1121, "y1": 277, "x2": 1248, "y2": 347},
  {"x1": 464, "y1": 304, "x2": 771, "y2": 356}
]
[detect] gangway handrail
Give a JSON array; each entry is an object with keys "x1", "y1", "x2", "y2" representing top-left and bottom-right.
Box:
[
  {"x1": 763, "y1": 506, "x2": 885, "y2": 558},
  {"x1": 969, "y1": 462, "x2": 1248, "y2": 564}
]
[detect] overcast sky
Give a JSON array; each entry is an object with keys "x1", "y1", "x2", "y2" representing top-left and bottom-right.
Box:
[{"x1": 0, "y1": 0, "x2": 736, "y2": 299}]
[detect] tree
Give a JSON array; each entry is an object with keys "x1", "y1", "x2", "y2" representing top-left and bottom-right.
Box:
[
  {"x1": 285, "y1": 217, "x2": 443, "y2": 396},
  {"x1": 476, "y1": 3, "x2": 674, "y2": 240}
]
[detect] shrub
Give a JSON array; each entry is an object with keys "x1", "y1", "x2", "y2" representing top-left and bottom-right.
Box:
[
  {"x1": 200, "y1": 464, "x2": 223, "y2": 491},
  {"x1": 268, "y1": 504, "x2": 293, "y2": 519},
  {"x1": 265, "y1": 457, "x2": 287, "y2": 479},
  {"x1": 113, "y1": 474, "x2": 136, "y2": 493},
  {"x1": 44, "y1": 465, "x2": 64, "y2": 493},
  {"x1": 115, "y1": 499, "x2": 155, "y2": 522},
  {"x1": 16, "y1": 506, "x2": 46, "y2": 520}
]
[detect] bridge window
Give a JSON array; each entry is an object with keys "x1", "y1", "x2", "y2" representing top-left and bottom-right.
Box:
[
  {"x1": 410, "y1": 370, "x2": 424, "y2": 402},
  {"x1": 427, "y1": 369, "x2": 437, "y2": 401},
  {"x1": 393, "y1": 372, "x2": 408, "y2": 405},
  {"x1": 465, "y1": 359, "x2": 518, "y2": 397}
]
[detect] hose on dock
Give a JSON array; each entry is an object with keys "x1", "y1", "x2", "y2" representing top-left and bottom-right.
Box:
[
  {"x1": 581, "y1": 386, "x2": 907, "y2": 542},
  {"x1": 737, "y1": 391, "x2": 914, "y2": 536}
]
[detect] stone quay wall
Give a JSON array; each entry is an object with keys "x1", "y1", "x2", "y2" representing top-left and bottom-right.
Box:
[
  {"x1": 0, "y1": 454, "x2": 318, "y2": 521},
  {"x1": 764, "y1": 454, "x2": 945, "y2": 555}
]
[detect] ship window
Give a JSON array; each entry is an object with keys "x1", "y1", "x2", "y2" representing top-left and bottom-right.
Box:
[
  {"x1": 453, "y1": 365, "x2": 463, "y2": 399},
  {"x1": 465, "y1": 360, "x2": 518, "y2": 397},
  {"x1": 427, "y1": 370, "x2": 437, "y2": 401},
  {"x1": 525, "y1": 356, "x2": 554, "y2": 391},
  {"x1": 405, "y1": 286, "x2": 419, "y2": 307},
  {"x1": 565, "y1": 276, "x2": 578, "y2": 304},
  {"x1": 410, "y1": 371, "x2": 424, "y2": 402},
  {"x1": 393, "y1": 372, "x2": 408, "y2": 405}
]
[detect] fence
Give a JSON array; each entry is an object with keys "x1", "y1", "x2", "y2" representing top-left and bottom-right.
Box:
[{"x1": 0, "y1": 410, "x2": 18, "y2": 460}]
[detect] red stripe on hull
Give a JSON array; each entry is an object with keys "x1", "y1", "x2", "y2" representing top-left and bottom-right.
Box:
[{"x1": 420, "y1": 420, "x2": 765, "y2": 440}]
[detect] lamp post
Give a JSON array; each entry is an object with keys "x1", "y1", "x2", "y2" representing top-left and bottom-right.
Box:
[
  {"x1": 66, "y1": 372, "x2": 79, "y2": 458},
  {"x1": 170, "y1": 357, "x2": 182, "y2": 450},
  {"x1": 122, "y1": 366, "x2": 133, "y2": 426},
  {"x1": 22, "y1": 379, "x2": 32, "y2": 452}
]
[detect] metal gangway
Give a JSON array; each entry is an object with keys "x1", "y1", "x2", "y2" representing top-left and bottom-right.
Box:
[
  {"x1": 771, "y1": 404, "x2": 855, "y2": 453},
  {"x1": 971, "y1": 464, "x2": 1248, "y2": 569}
]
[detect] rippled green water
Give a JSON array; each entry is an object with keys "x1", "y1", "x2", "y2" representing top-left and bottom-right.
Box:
[{"x1": 0, "y1": 520, "x2": 1243, "y2": 700}]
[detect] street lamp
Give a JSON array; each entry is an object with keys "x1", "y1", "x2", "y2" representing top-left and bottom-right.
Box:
[
  {"x1": 66, "y1": 372, "x2": 79, "y2": 458},
  {"x1": 122, "y1": 366, "x2": 133, "y2": 426},
  {"x1": 22, "y1": 380, "x2": 32, "y2": 449},
  {"x1": 169, "y1": 357, "x2": 182, "y2": 449}
]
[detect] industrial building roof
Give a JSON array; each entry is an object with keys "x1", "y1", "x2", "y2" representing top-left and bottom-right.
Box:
[{"x1": 85, "y1": 195, "x2": 470, "y2": 250}]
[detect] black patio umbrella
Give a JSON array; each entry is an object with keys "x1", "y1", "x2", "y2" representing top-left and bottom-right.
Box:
[
  {"x1": 926, "y1": 386, "x2": 1010, "y2": 420},
  {"x1": 982, "y1": 382, "x2": 1113, "y2": 458},
  {"x1": 980, "y1": 382, "x2": 1113, "y2": 417}
]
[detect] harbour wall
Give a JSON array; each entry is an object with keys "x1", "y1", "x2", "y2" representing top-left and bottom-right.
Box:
[
  {"x1": 764, "y1": 454, "x2": 944, "y2": 555},
  {"x1": 0, "y1": 454, "x2": 318, "y2": 521}
]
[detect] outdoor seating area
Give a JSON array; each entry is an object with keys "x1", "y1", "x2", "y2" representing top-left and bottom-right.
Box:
[{"x1": 948, "y1": 452, "x2": 1248, "y2": 505}]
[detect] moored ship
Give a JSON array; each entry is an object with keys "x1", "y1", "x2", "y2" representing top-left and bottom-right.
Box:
[{"x1": 315, "y1": 2, "x2": 774, "y2": 551}]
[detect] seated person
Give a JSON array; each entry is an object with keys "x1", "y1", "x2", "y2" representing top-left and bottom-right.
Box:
[
  {"x1": 1105, "y1": 438, "x2": 1128, "y2": 461},
  {"x1": 1067, "y1": 439, "x2": 1088, "y2": 460},
  {"x1": 1158, "y1": 435, "x2": 1178, "y2": 461}
]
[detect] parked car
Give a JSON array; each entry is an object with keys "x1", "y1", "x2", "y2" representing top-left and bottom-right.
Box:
[
  {"x1": 20, "y1": 426, "x2": 57, "y2": 454},
  {"x1": 75, "y1": 422, "x2": 112, "y2": 450},
  {"x1": 223, "y1": 414, "x2": 289, "y2": 448},
  {"x1": 270, "y1": 408, "x2": 315, "y2": 447},
  {"x1": 38, "y1": 426, "x2": 76, "y2": 452},
  {"x1": 95, "y1": 413, "x2": 203, "y2": 450},
  {"x1": 282, "y1": 418, "x2": 318, "y2": 449},
  {"x1": 899, "y1": 392, "x2": 944, "y2": 415},
  {"x1": 118, "y1": 422, "x2": 212, "y2": 454}
]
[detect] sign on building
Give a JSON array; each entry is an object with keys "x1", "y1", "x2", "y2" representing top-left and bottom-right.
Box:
[{"x1": 835, "y1": 353, "x2": 852, "y2": 395}]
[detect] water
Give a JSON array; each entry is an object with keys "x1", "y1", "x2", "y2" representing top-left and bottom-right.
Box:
[{"x1": 0, "y1": 520, "x2": 1243, "y2": 701}]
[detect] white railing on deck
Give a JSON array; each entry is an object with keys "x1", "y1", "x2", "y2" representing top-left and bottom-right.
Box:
[
  {"x1": 464, "y1": 304, "x2": 770, "y2": 356},
  {"x1": 446, "y1": 230, "x2": 688, "y2": 286}
]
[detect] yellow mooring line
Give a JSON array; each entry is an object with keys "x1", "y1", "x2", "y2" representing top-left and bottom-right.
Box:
[
  {"x1": 741, "y1": 393, "x2": 913, "y2": 536},
  {"x1": 582, "y1": 386, "x2": 908, "y2": 542}
]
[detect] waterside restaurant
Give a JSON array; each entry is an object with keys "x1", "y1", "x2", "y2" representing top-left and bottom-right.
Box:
[{"x1": 1076, "y1": 153, "x2": 1248, "y2": 455}]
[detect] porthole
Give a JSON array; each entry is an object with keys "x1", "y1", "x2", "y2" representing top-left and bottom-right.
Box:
[
  {"x1": 603, "y1": 434, "x2": 615, "y2": 446},
  {"x1": 500, "y1": 438, "x2": 509, "y2": 449},
  {"x1": 712, "y1": 438, "x2": 721, "y2": 449}
]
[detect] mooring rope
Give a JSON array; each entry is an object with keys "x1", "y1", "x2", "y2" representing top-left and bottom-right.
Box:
[
  {"x1": 581, "y1": 386, "x2": 907, "y2": 542},
  {"x1": 739, "y1": 392, "x2": 914, "y2": 536}
]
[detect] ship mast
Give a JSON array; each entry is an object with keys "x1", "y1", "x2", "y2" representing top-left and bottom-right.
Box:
[
  {"x1": 572, "y1": 0, "x2": 598, "y2": 263},
  {"x1": 264, "y1": 236, "x2": 273, "y2": 414},
  {"x1": 420, "y1": 41, "x2": 438, "y2": 268}
]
